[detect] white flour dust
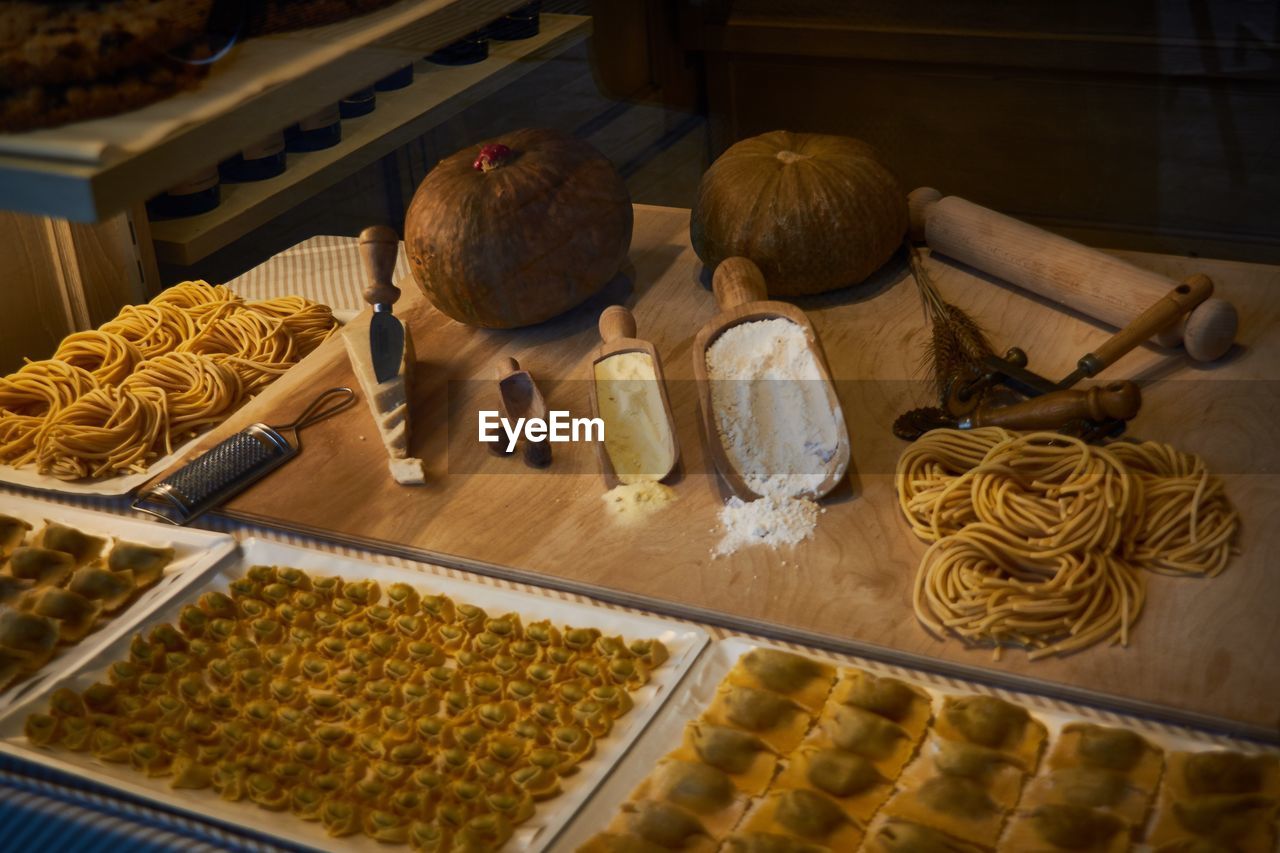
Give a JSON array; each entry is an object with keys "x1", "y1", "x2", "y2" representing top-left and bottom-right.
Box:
[{"x1": 705, "y1": 318, "x2": 842, "y2": 556}]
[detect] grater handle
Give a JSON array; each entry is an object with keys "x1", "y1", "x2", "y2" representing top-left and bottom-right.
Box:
[{"x1": 274, "y1": 386, "x2": 356, "y2": 441}]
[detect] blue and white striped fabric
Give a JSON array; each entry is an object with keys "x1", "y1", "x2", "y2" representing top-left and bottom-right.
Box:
[{"x1": 0, "y1": 755, "x2": 299, "y2": 852}]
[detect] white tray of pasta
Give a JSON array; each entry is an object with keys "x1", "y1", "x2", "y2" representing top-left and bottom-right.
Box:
[
  {"x1": 0, "y1": 537, "x2": 709, "y2": 853},
  {"x1": 0, "y1": 281, "x2": 341, "y2": 497},
  {"x1": 560, "y1": 636, "x2": 1279, "y2": 852},
  {"x1": 0, "y1": 493, "x2": 235, "y2": 717}
]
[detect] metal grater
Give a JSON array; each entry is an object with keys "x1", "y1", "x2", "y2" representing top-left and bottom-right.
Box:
[{"x1": 133, "y1": 387, "x2": 355, "y2": 525}]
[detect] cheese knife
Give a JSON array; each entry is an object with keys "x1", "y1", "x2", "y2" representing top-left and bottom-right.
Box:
[{"x1": 358, "y1": 225, "x2": 404, "y2": 383}]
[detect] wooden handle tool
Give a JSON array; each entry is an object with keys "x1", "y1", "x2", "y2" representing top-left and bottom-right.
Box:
[
  {"x1": 962, "y1": 382, "x2": 1141, "y2": 430},
  {"x1": 589, "y1": 306, "x2": 680, "y2": 488},
  {"x1": 691, "y1": 257, "x2": 851, "y2": 501},
  {"x1": 358, "y1": 225, "x2": 401, "y2": 308},
  {"x1": 908, "y1": 188, "x2": 1238, "y2": 361},
  {"x1": 495, "y1": 357, "x2": 551, "y2": 468},
  {"x1": 1059, "y1": 275, "x2": 1212, "y2": 385}
]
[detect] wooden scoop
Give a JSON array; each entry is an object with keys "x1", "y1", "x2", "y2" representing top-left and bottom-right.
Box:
[
  {"x1": 692, "y1": 257, "x2": 851, "y2": 501},
  {"x1": 588, "y1": 306, "x2": 680, "y2": 488},
  {"x1": 495, "y1": 357, "x2": 551, "y2": 468}
]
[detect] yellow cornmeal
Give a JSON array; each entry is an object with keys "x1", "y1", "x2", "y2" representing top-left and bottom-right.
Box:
[
  {"x1": 594, "y1": 352, "x2": 673, "y2": 484},
  {"x1": 602, "y1": 481, "x2": 677, "y2": 524}
]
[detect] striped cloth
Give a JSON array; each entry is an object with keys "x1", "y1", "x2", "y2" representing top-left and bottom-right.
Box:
[{"x1": 1, "y1": 237, "x2": 1261, "y2": 851}]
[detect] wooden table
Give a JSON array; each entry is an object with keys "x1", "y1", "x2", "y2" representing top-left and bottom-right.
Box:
[{"x1": 169, "y1": 204, "x2": 1280, "y2": 740}]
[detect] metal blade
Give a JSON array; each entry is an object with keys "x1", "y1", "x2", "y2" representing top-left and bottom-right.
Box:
[{"x1": 369, "y1": 310, "x2": 404, "y2": 383}]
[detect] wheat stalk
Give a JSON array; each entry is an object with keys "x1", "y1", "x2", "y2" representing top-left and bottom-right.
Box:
[{"x1": 906, "y1": 241, "x2": 994, "y2": 399}]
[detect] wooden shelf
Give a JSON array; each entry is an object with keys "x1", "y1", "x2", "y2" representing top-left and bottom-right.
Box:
[
  {"x1": 0, "y1": 0, "x2": 532, "y2": 223},
  {"x1": 151, "y1": 14, "x2": 590, "y2": 266}
]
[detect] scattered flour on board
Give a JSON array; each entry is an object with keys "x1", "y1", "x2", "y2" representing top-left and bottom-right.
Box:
[{"x1": 706, "y1": 318, "x2": 843, "y2": 556}]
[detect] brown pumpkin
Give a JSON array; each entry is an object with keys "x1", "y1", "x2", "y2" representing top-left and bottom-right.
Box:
[
  {"x1": 404, "y1": 128, "x2": 633, "y2": 328},
  {"x1": 690, "y1": 130, "x2": 907, "y2": 296}
]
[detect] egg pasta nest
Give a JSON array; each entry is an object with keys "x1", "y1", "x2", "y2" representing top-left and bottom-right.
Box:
[
  {"x1": 24, "y1": 566, "x2": 669, "y2": 851},
  {"x1": 0, "y1": 282, "x2": 338, "y2": 481}
]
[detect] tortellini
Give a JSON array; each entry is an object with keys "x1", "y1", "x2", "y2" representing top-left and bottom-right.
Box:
[
  {"x1": 0, "y1": 518, "x2": 173, "y2": 691},
  {"x1": 25, "y1": 564, "x2": 666, "y2": 852}
]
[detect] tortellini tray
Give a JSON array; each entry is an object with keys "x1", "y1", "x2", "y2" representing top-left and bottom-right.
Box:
[
  {"x1": 561, "y1": 637, "x2": 1280, "y2": 852},
  {"x1": 0, "y1": 493, "x2": 235, "y2": 716},
  {"x1": 0, "y1": 537, "x2": 708, "y2": 852}
]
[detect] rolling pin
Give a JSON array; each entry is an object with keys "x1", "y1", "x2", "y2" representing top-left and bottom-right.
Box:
[{"x1": 908, "y1": 188, "x2": 1238, "y2": 362}]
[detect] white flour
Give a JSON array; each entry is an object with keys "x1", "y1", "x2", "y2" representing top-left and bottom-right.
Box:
[
  {"x1": 714, "y1": 495, "x2": 823, "y2": 557},
  {"x1": 705, "y1": 318, "x2": 842, "y2": 556}
]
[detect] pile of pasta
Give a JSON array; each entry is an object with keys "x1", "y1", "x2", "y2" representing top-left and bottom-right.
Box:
[
  {"x1": 0, "y1": 282, "x2": 338, "y2": 481},
  {"x1": 0, "y1": 513, "x2": 173, "y2": 691},
  {"x1": 579, "y1": 646, "x2": 1280, "y2": 852},
  {"x1": 24, "y1": 566, "x2": 668, "y2": 851},
  {"x1": 896, "y1": 428, "x2": 1241, "y2": 659}
]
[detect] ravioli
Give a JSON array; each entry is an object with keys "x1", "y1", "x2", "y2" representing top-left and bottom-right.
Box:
[
  {"x1": 1147, "y1": 751, "x2": 1279, "y2": 853},
  {"x1": 33, "y1": 521, "x2": 105, "y2": 567},
  {"x1": 0, "y1": 513, "x2": 32, "y2": 558},
  {"x1": 729, "y1": 648, "x2": 835, "y2": 711}
]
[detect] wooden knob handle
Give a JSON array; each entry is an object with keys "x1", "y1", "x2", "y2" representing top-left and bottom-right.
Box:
[
  {"x1": 712, "y1": 257, "x2": 769, "y2": 311},
  {"x1": 971, "y1": 382, "x2": 1141, "y2": 430},
  {"x1": 599, "y1": 306, "x2": 637, "y2": 343},
  {"x1": 359, "y1": 225, "x2": 401, "y2": 307},
  {"x1": 907, "y1": 186, "x2": 942, "y2": 243},
  {"x1": 494, "y1": 356, "x2": 521, "y2": 380},
  {"x1": 1087, "y1": 275, "x2": 1213, "y2": 372},
  {"x1": 1184, "y1": 297, "x2": 1238, "y2": 362}
]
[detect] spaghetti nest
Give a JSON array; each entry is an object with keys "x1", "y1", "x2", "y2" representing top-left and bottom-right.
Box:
[
  {"x1": 0, "y1": 281, "x2": 338, "y2": 481},
  {"x1": 897, "y1": 428, "x2": 1239, "y2": 660}
]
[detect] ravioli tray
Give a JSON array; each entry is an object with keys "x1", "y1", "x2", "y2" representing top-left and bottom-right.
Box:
[
  {"x1": 0, "y1": 536, "x2": 709, "y2": 852},
  {"x1": 0, "y1": 493, "x2": 235, "y2": 716},
  {"x1": 557, "y1": 636, "x2": 1280, "y2": 851}
]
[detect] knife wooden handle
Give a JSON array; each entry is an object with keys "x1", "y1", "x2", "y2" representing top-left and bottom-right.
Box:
[
  {"x1": 359, "y1": 225, "x2": 401, "y2": 307},
  {"x1": 970, "y1": 382, "x2": 1141, "y2": 430}
]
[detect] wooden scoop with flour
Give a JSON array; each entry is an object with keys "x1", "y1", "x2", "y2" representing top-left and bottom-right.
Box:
[
  {"x1": 588, "y1": 305, "x2": 680, "y2": 488},
  {"x1": 692, "y1": 257, "x2": 851, "y2": 501}
]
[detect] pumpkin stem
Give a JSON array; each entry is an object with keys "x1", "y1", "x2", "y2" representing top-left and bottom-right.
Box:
[
  {"x1": 775, "y1": 150, "x2": 812, "y2": 164},
  {"x1": 474, "y1": 143, "x2": 513, "y2": 172}
]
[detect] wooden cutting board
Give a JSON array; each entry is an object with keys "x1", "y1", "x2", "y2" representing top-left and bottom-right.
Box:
[{"x1": 153, "y1": 204, "x2": 1280, "y2": 739}]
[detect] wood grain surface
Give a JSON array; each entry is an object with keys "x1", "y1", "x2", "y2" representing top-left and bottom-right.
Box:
[{"x1": 151, "y1": 204, "x2": 1280, "y2": 738}]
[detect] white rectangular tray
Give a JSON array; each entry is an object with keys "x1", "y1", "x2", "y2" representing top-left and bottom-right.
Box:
[
  {"x1": 0, "y1": 493, "x2": 235, "y2": 717},
  {"x1": 0, "y1": 537, "x2": 709, "y2": 852},
  {"x1": 555, "y1": 635, "x2": 1280, "y2": 851}
]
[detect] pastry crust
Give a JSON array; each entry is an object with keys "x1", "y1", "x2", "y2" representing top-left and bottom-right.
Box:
[
  {"x1": 0, "y1": 56, "x2": 205, "y2": 133},
  {"x1": 0, "y1": 0, "x2": 213, "y2": 87}
]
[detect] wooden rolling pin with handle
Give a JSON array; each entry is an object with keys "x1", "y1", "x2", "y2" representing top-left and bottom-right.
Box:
[{"x1": 908, "y1": 188, "x2": 1238, "y2": 362}]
